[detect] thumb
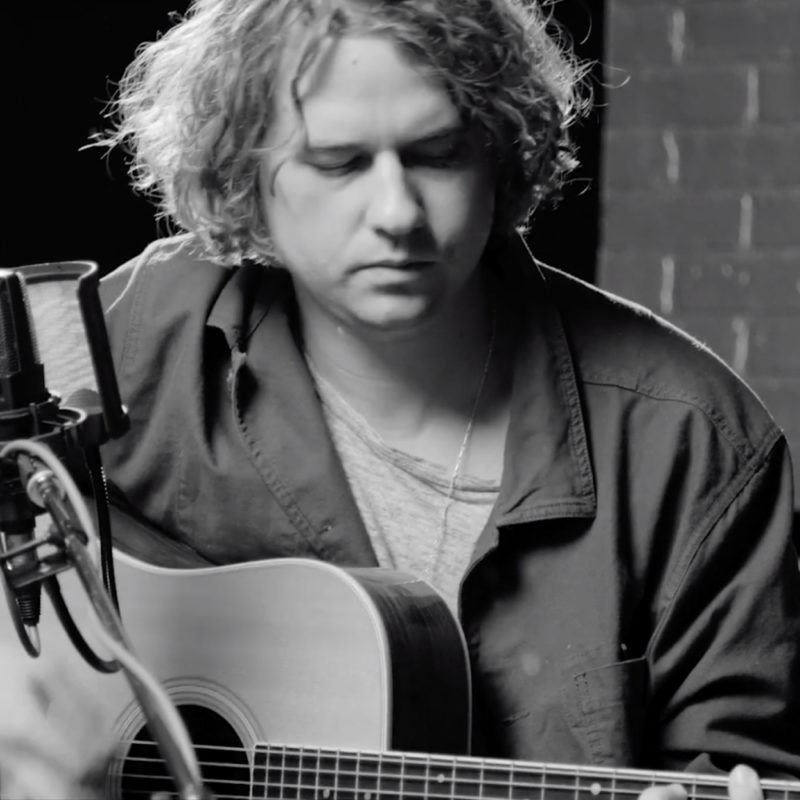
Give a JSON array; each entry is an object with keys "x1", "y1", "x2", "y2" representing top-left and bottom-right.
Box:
[{"x1": 728, "y1": 764, "x2": 763, "y2": 800}]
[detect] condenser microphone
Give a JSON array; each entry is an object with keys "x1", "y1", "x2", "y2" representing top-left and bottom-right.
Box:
[
  {"x1": 0, "y1": 268, "x2": 80, "y2": 643},
  {"x1": 0, "y1": 259, "x2": 129, "y2": 658}
]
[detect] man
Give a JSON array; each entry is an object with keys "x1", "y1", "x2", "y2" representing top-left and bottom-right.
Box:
[{"x1": 90, "y1": 0, "x2": 800, "y2": 795}]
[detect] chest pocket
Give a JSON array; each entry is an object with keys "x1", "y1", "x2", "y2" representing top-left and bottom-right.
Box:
[{"x1": 563, "y1": 652, "x2": 649, "y2": 764}]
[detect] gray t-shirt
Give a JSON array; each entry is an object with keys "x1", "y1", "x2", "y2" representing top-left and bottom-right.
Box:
[{"x1": 308, "y1": 365, "x2": 499, "y2": 615}]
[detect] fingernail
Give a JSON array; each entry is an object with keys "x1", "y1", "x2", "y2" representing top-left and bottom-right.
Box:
[{"x1": 731, "y1": 764, "x2": 760, "y2": 787}]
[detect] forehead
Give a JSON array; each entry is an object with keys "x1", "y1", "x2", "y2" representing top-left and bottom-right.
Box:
[{"x1": 269, "y1": 34, "x2": 461, "y2": 147}]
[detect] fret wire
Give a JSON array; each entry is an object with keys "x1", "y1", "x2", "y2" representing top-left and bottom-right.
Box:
[
  {"x1": 288, "y1": 742, "x2": 297, "y2": 799},
  {"x1": 254, "y1": 743, "x2": 266, "y2": 800},
  {"x1": 314, "y1": 745, "x2": 322, "y2": 800},
  {"x1": 424, "y1": 751, "x2": 431, "y2": 800},
  {"x1": 297, "y1": 745, "x2": 307, "y2": 799},
  {"x1": 433, "y1": 754, "x2": 455, "y2": 798},
  {"x1": 540, "y1": 761, "x2": 547, "y2": 800},
  {"x1": 290, "y1": 744, "x2": 299, "y2": 800},
  {"x1": 264, "y1": 743, "x2": 274, "y2": 800},
  {"x1": 261, "y1": 742, "x2": 271, "y2": 800},
  {"x1": 424, "y1": 752, "x2": 452, "y2": 799},
  {"x1": 282, "y1": 739, "x2": 289, "y2": 799}
]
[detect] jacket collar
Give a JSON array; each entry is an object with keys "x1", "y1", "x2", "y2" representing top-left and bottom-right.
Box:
[
  {"x1": 207, "y1": 261, "x2": 376, "y2": 564},
  {"x1": 207, "y1": 259, "x2": 283, "y2": 351},
  {"x1": 205, "y1": 240, "x2": 597, "y2": 550},
  {"x1": 492, "y1": 235, "x2": 596, "y2": 528}
]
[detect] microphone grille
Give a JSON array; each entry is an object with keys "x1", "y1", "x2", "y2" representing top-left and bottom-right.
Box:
[{"x1": 0, "y1": 270, "x2": 40, "y2": 375}]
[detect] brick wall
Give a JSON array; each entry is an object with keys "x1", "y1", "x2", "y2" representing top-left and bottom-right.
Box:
[{"x1": 598, "y1": 0, "x2": 800, "y2": 499}]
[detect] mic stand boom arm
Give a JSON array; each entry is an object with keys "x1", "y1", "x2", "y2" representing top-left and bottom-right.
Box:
[{"x1": 4, "y1": 439, "x2": 213, "y2": 800}]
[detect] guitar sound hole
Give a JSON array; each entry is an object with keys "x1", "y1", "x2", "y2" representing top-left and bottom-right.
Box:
[{"x1": 119, "y1": 704, "x2": 250, "y2": 799}]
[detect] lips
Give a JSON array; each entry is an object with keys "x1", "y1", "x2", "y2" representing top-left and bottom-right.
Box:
[{"x1": 358, "y1": 259, "x2": 434, "y2": 271}]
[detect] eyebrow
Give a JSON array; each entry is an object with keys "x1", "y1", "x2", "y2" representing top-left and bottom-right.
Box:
[{"x1": 302, "y1": 121, "x2": 469, "y2": 153}]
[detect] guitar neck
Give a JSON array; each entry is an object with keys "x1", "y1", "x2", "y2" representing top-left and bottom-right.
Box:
[{"x1": 255, "y1": 744, "x2": 800, "y2": 800}]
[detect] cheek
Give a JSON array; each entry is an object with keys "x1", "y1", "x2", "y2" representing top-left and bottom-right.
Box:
[
  {"x1": 428, "y1": 169, "x2": 495, "y2": 244},
  {"x1": 262, "y1": 162, "x2": 318, "y2": 225},
  {"x1": 465, "y1": 161, "x2": 497, "y2": 218},
  {"x1": 261, "y1": 164, "x2": 354, "y2": 257}
]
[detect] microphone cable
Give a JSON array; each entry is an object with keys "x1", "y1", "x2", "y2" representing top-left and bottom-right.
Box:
[
  {"x1": 82, "y1": 444, "x2": 119, "y2": 612},
  {"x1": 0, "y1": 436, "x2": 206, "y2": 798}
]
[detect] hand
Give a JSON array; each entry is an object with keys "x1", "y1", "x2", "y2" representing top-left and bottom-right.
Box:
[
  {"x1": 0, "y1": 643, "x2": 112, "y2": 799},
  {"x1": 638, "y1": 764, "x2": 764, "y2": 800}
]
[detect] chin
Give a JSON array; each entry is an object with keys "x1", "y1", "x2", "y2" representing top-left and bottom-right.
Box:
[{"x1": 354, "y1": 302, "x2": 440, "y2": 337}]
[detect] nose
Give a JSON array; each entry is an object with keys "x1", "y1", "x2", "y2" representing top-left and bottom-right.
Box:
[{"x1": 365, "y1": 152, "x2": 424, "y2": 238}]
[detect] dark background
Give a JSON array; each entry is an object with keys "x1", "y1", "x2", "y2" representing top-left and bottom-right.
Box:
[{"x1": 3, "y1": 1, "x2": 605, "y2": 281}]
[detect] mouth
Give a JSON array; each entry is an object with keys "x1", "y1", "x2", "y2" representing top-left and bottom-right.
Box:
[{"x1": 358, "y1": 260, "x2": 435, "y2": 272}]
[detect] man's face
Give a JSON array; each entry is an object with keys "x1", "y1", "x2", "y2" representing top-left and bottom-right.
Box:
[{"x1": 259, "y1": 34, "x2": 496, "y2": 337}]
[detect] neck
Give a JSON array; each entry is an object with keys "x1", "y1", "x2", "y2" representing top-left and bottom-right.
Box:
[
  {"x1": 297, "y1": 270, "x2": 512, "y2": 479},
  {"x1": 299, "y1": 273, "x2": 498, "y2": 431}
]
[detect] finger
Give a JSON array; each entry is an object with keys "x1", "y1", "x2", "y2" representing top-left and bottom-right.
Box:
[
  {"x1": 638, "y1": 783, "x2": 689, "y2": 800},
  {"x1": 728, "y1": 764, "x2": 763, "y2": 800}
]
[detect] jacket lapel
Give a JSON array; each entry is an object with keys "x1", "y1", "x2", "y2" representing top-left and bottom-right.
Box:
[
  {"x1": 208, "y1": 264, "x2": 378, "y2": 567},
  {"x1": 205, "y1": 241, "x2": 598, "y2": 571},
  {"x1": 471, "y1": 238, "x2": 597, "y2": 564}
]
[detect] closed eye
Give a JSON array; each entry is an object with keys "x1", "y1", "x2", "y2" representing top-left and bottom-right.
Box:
[
  {"x1": 306, "y1": 152, "x2": 371, "y2": 176},
  {"x1": 301, "y1": 127, "x2": 473, "y2": 176},
  {"x1": 404, "y1": 141, "x2": 471, "y2": 169}
]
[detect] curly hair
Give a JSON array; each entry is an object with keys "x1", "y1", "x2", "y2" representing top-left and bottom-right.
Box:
[{"x1": 97, "y1": 0, "x2": 591, "y2": 264}]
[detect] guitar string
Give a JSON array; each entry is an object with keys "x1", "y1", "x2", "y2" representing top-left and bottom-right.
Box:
[
  {"x1": 116, "y1": 778, "x2": 796, "y2": 800},
  {"x1": 116, "y1": 742, "x2": 799, "y2": 791},
  {"x1": 115, "y1": 776, "x2": 796, "y2": 800},
  {"x1": 114, "y1": 779, "x2": 797, "y2": 800},
  {"x1": 117, "y1": 747, "x2": 800, "y2": 792},
  {"x1": 114, "y1": 751, "x2": 799, "y2": 800},
  {"x1": 112, "y1": 776, "x2": 798, "y2": 800}
]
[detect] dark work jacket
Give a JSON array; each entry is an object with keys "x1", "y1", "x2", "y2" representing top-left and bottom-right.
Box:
[{"x1": 99, "y1": 233, "x2": 800, "y2": 776}]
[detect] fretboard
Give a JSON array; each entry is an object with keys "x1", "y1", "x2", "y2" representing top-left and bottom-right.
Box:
[{"x1": 253, "y1": 744, "x2": 800, "y2": 800}]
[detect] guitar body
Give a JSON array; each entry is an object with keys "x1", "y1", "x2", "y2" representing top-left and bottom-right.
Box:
[
  {"x1": 0, "y1": 553, "x2": 471, "y2": 799},
  {"x1": 2, "y1": 552, "x2": 799, "y2": 800}
]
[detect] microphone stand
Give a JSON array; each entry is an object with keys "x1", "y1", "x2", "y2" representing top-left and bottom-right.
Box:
[{"x1": 0, "y1": 440, "x2": 213, "y2": 800}]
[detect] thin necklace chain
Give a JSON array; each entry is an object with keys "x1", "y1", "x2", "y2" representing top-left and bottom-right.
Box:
[
  {"x1": 303, "y1": 309, "x2": 497, "y2": 585},
  {"x1": 427, "y1": 306, "x2": 497, "y2": 583}
]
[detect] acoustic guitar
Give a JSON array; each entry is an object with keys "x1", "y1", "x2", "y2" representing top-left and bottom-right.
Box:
[{"x1": 1, "y1": 552, "x2": 798, "y2": 800}]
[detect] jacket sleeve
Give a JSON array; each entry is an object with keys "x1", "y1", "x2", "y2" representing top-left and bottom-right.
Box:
[{"x1": 647, "y1": 432, "x2": 800, "y2": 777}]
